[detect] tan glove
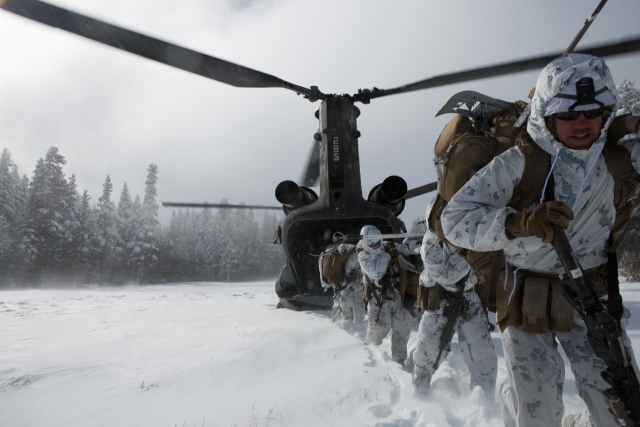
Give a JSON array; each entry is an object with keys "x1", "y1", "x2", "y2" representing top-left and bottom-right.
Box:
[{"x1": 508, "y1": 201, "x2": 574, "y2": 243}]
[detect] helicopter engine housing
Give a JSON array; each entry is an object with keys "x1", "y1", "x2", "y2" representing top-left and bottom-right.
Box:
[
  {"x1": 367, "y1": 175, "x2": 407, "y2": 216},
  {"x1": 275, "y1": 180, "x2": 318, "y2": 216}
]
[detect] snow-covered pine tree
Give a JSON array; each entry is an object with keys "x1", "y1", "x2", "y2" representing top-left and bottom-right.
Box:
[
  {"x1": 156, "y1": 209, "x2": 179, "y2": 283},
  {"x1": 95, "y1": 175, "x2": 123, "y2": 284},
  {"x1": 0, "y1": 215, "x2": 12, "y2": 286},
  {"x1": 235, "y1": 207, "x2": 260, "y2": 280},
  {"x1": 0, "y1": 149, "x2": 20, "y2": 225},
  {"x1": 117, "y1": 182, "x2": 135, "y2": 282},
  {"x1": 17, "y1": 147, "x2": 74, "y2": 284},
  {"x1": 617, "y1": 79, "x2": 640, "y2": 115},
  {"x1": 195, "y1": 208, "x2": 218, "y2": 281},
  {"x1": 15, "y1": 172, "x2": 29, "y2": 221},
  {"x1": 617, "y1": 79, "x2": 640, "y2": 280},
  {"x1": 0, "y1": 151, "x2": 28, "y2": 282},
  {"x1": 214, "y1": 199, "x2": 240, "y2": 282},
  {"x1": 63, "y1": 175, "x2": 82, "y2": 281},
  {"x1": 74, "y1": 190, "x2": 98, "y2": 283},
  {"x1": 128, "y1": 164, "x2": 159, "y2": 284}
]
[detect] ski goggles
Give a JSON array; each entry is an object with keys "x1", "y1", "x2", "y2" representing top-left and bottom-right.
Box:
[{"x1": 554, "y1": 107, "x2": 605, "y2": 121}]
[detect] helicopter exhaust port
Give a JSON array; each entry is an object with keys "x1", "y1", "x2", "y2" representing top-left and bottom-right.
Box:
[
  {"x1": 275, "y1": 180, "x2": 319, "y2": 216},
  {"x1": 367, "y1": 175, "x2": 408, "y2": 216}
]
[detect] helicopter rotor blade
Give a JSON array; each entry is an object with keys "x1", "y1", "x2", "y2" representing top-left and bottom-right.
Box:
[
  {"x1": 299, "y1": 136, "x2": 321, "y2": 187},
  {"x1": 162, "y1": 202, "x2": 281, "y2": 210},
  {"x1": 405, "y1": 182, "x2": 437, "y2": 200},
  {"x1": 0, "y1": 0, "x2": 322, "y2": 100},
  {"x1": 357, "y1": 35, "x2": 640, "y2": 102}
]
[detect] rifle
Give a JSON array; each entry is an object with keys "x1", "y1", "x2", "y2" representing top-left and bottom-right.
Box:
[
  {"x1": 551, "y1": 224, "x2": 640, "y2": 425},
  {"x1": 333, "y1": 231, "x2": 424, "y2": 244},
  {"x1": 432, "y1": 277, "x2": 469, "y2": 370}
]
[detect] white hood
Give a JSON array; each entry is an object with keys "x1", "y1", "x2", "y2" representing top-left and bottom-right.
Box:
[{"x1": 527, "y1": 54, "x2": 618, "y2": 159}]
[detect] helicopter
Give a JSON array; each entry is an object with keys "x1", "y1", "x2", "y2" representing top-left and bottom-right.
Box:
[{"x1": 2, "y1": 0, "x2": 640, "y2": 310}]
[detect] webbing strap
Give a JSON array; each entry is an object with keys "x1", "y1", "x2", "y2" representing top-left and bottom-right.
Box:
[
  {"x1": 554, "y1": 87, "x2": 608, "y2": 100},
  {"x1": 488, "y1": 252, "x2": 503, "y2": 313},
  {"x1": 484, "y1": 137, "x2": 549, "y2": 312},
  {"x1": 510, "y1": 137, "x2": 551, "y2": 211},
  {"x1": 602, "y1": 144, "x2": 639, "y2": 253}
]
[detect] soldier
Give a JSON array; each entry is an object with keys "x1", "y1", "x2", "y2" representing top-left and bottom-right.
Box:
[
  {"x1": 319, "y1": 242, "x2": 365, "y2": 325},
  {"x1": 441, "y1": 54, "x2": 640, "y2": 427},
  {"x1": 413, "y1": 201, "x2": 497, "y2": 399},
  {"x1": 357, "y1": 225, "x2": 414, "y2": 365}
]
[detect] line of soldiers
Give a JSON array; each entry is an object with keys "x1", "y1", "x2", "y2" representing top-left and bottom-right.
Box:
[{"x1": 320, "y1": 54, "x2": 640, "y2": 427}]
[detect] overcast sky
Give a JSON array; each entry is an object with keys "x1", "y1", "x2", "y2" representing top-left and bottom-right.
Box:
[{"x1": 0, "y1": 0, "x2": 639, "y2": 225}]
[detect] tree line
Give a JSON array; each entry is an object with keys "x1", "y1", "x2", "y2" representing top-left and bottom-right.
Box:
[{"x1": 0, "y1": 147, "x2": 284, "y2": 287}]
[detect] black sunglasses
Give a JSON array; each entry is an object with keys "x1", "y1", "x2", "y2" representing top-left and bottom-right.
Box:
[{"x1": 554, "y1": 107, "x2": 605, "y2": 121}]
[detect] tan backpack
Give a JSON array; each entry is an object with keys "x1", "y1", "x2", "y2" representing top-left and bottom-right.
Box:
[
  {"x1": 428, "y1": 95, "x2": 639, "y2": 312},
  {"x1": 320, "y1": 244, "x2": 357, "y2": 288}
]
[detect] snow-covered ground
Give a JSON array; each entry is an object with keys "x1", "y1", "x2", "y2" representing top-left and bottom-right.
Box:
[{"x1": 1, "y1": 281, "x2": 639, "y2": 427}]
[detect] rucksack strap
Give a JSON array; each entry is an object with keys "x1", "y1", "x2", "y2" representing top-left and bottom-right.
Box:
[
  {"x1": 477, "y1": 135, "x2": 549, "y2": 312},
  {"x1": 602, "y1": 143, "x2": 640, "y2": 252},
  {"x1": 509, "y1": 135, "x2": 551, "y2": 211}
]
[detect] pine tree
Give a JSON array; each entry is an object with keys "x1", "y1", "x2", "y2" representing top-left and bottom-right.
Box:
[
  {"x1": 128, "y1": 164, "x2": 159, "y2": 283},
  {"x1": 95, "y1": 175, "x2": 123, "y2": 284},
  {"x1": 617, "y1": 79, "x2": 640, "y2": 280},
  {"x1": 18, "y1": 147, "x2": 73, "y2": 283},
  {"x1": 117, "y1": 182, "x2": 135, "y2": 282},
  {"x1": 63, "y1": 175, "x2": 81, "y2": 280},
  {"x1": 0, "y1": 149, "x2": 20, "y2": 225},
  {"x1": 0, "y1": 215, "x2": 12, "y2": 286},
  {"x1": 195, "y1": 208, "x2": 217, "y2": 281},
  {"x1": 617, "y1": 79, "x2": 640, "y2": 116},
  {"x1": 74, "y1": 190, "x2": 98, "y2": 283},
  {"x1": 215, "y1": 200, "x2": 241, "y2": 282}
]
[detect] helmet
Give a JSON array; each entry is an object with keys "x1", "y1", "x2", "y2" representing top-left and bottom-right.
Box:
[{"x1": 360, "y1": 225, "x2": 382, "y2": 249}]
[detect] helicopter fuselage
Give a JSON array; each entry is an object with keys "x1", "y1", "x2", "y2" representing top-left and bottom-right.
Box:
[{"x1": 275, "y1": 96, "x2": 406, "y2": 310}]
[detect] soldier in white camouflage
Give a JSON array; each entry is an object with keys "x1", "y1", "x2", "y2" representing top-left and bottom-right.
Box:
[
  {"x1": 357, "y1": 225, "x2": 413, "y2": 365},
  {"x1": 413, "y1": 201, "x2": 497, "y2": 400},
  {"x1": 324, "y1": 243, "x2": 365, "y2": 325},
  {"x1": 441, "y1": 54, "x2": 640, "y2": 427}
]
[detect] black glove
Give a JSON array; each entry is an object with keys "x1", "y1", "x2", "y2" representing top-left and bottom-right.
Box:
[
  {"x1": 379, "y1": 270, "x2": 393, "y2": 292},
  {"x1": 403, "y1": 294, "x2": 417, "y2": 311},
  {"x1": 607, "y1": 295, "x2": 624, "y2": 322}
]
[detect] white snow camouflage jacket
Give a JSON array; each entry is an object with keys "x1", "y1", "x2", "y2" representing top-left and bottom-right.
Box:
[
  {"x1": 420, "y1": 201, "x2": 476, "y2": 292},
  {"x1": 357, "y1": 241, "x2": 411, "y2": 285},
  {"x1": 441, "y1": 54, "x2": 640, "y2": 274}
]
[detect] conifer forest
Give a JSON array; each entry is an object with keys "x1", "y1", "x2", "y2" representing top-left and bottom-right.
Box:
[
  {"x1": 0, "y1": 147, "x2": 284, "y2": 287},
  {"x1": 1, "y1": 80, "x2": 639, "y2": 287}
]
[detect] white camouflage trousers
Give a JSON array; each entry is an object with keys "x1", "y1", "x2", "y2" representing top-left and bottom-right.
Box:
[
  {"x1": 331, "y1": 282, "x2": 365, "y2": 324},
  {"x1": 366, "y1": 288, "x2": 411, "y2": 363},
  {"x1": 500, "y1": 314, "x2": 638, "y2": 427},
  {"x1": 412, "y1": 289, "x2": 497, "y2": 399}
]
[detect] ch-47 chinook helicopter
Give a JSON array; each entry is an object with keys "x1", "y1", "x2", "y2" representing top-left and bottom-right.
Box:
[{"x1": 3, "y1": 0, "x2": 640, "y2": 310}]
